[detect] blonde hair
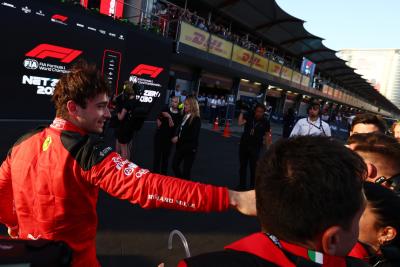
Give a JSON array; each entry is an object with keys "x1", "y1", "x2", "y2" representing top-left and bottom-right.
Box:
[{"x1": 184, "y1": 96, "x2": 200, "y2": 123}]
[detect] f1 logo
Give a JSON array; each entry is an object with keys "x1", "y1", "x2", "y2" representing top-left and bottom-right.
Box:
[
  {"x1": 25, "y1": 44, "x2": 82, "y2": 63},
  {"x1": 51, "y1": 14, "x2": 68, "y2": 22},
  {"x1": 130, "y1": 64, "x2": 163, "y2": 78}
]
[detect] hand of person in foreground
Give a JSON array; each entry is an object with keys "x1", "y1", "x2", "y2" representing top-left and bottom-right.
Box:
[{"x1": 228, "y1": 190, "x2": 256, "y2": 216}]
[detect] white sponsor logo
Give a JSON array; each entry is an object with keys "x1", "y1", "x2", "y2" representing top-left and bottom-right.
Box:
[
  {"x1": 99, "y1": 29, "x2": 106, "y2": 34},
  {"x1": 129, "y1": 75, "x2": 162, "y2": 88},
  {"x1": 22, "y1": 75, "x2": 59, "y2": 95},
  {"x1": 76, "y1": 23, "x2": 84, "y2": 28},
  {"x1": 99, "y1": 147, "x2": 112, "y2": 157},
  {"x1": 88, "y1": 26, "x2": 96, "y2": 31},
  {"x1": 24, "y1": 59, "x2": 38, "y2": 70},
  {"x1": 1, "y1": 2, "x2": 16, "y2": 8},
  {"x1": 108, "y1": 32, "x2": 116, "y2": 37},
  {"x1": 21, "y1": 6, "x2": 31, "y2": 14},
  {"x1": 35, "y1": 10, "x2": 45, "y2": 16},
  {"x1": 0, "y1": 244, "x2": 13, "y2": 250}
]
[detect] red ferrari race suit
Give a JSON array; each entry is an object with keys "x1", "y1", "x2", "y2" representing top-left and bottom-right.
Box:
[{"x1": 0, "y1": 118, "x2": 229, "y2": 267}]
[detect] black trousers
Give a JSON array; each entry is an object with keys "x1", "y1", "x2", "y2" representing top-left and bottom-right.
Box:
[
  {"x1": 153, "y1": 135, "x2": 173, "y2": 175},
  {"x1": 172, "y1": 146, "x2": 197, "y2": 180},
  {"x1": 239, "y1": 144, "x2": 261, "y2": 190}
]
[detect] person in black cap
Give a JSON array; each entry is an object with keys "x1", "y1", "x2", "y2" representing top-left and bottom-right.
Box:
[{"x1": 290, "y1": 101, "x2": 331, "y2": 137}]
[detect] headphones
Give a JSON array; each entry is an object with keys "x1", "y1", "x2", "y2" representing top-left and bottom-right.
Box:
[{"x1": 307, "y1": 101, "x2": 321, "y2": 114}]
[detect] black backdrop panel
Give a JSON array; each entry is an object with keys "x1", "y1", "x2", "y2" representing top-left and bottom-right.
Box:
[{"x1": 0, "y1": 0, "x2": 172, "y2": 120}]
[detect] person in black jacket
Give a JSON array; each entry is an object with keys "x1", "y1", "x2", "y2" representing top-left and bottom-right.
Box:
[
  {"x1": 172, "y1": 96, "x2": 201, "y2": 180},
  {"x1": 349, "y1": 182, "x2": 400, "y2": 267},
  {"x1": 238, "y1": 103, "x2": 271, "y2": 190},
  {"x1": 153, "y1": 96, "x2": 182, "y2": 175},
  {"x1": 282, "y1": 107, "x2": 296, "y2": 138}
]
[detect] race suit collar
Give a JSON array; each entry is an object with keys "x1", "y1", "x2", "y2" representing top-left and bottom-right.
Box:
[
  {"x1": 225, "y1": 232, "x2": 347, "y2": 267},
  {"x1": 50, "y1": 117, "x2": 87, "y2": 136}
]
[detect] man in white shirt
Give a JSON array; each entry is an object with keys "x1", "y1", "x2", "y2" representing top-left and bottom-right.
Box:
[{"x1": 290, "y1": 101, "x2": 331, "y2": 137}]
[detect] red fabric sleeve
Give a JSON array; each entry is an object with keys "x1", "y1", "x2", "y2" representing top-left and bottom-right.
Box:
[
  {"x1": 84, "y1": 152, "x2": 230, "y2": 212},
  {"x1": 0, "y1": 154, "x2": 18, "y2": 228}
]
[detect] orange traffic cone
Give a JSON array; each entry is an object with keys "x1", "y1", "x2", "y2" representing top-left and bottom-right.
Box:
[
  {"x1": 222, "y1": 120, "x2": 231, "y2": 138},
  {"x1": 213, "y1": 117, "x2": 220, "y2": 131}
]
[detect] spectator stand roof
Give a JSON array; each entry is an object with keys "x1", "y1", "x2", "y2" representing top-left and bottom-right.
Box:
[{"x1": 198, "y1": 0, "x2": 399, "y2": 114}]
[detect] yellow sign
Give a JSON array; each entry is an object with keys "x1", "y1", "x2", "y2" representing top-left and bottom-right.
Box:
[
  {"x1": 209, "y1": 35, "x2": 233, "y2": 59},
  {"x1": 268, "y1": 61, "x2": 282, "y2": 77},
  {"x1": 281, "y1": 66, "x2": 293, "y2": 80},
  {"x1": 292, "y1": 71, "x2": 302, "y2": 84},
  {"x1": 232, "y1": 45, "x2": 252, "y2": 66},
  {"x1": 301, "y1": 76, "x2": 310, "y2": 87},
  {"x1": 251, "y1": 54, "x2": 269, "y2": 72},
  {"x1": 179, "y1": 22, "x2": 209, "y2": 51},
  {"x1": 42, "y1": 136, "x2": 52, "y2": 152}
]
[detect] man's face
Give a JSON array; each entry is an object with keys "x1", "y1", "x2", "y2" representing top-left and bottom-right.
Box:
[
  {"x1": 358, "y1": 203, "x2": 380, "y2": 251},
  {"x1": 171, "y1": 97, "x2": 179, "y2": 109},
  {"x1": 350, "y1": 123, "x2": 379, "y2": 136},
  {"x1": 75, "y1": 93, "x2": 111, "y2": 134},
  {"x1": 308, "y1": 105, "x2": 319, "y2": 118},
  {"x1": 254, "y1": 107, "x2": 265, "y2": 120},
  {"x1": 394, "y1": 124, "x2": 400, "y2": 141}
]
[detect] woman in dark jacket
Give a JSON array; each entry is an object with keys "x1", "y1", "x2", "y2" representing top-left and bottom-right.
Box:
[
  {"x1": 349, "y1": 182, "x2": 400, "y2": 266},
  {"x1": 172, "y1": 96, "x2": 201, "y2": 180}
]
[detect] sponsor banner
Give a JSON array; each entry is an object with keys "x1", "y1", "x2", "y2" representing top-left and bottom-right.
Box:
[
  {"x1": 0, "y1": 0, "x2": 172, "y2": 121},
  {"x1": 209, "y1": 34, "x2": 232, "y2": 59},
  {"x1": 281, "y1": 66, "x2": 293, "y2": 81},
  {"x1": 301, "y1": 57, "x2": 316, "y2": 81},
  {"x1": 179, "y1": 22, "x2": 209, "y2": 51},
  {"x1": 322, "y1": 85, "x2": 329, "y2": 94},
  {"x1": 268, "y1": 61, "x2": 282, "y2": 77},
  {"x1": 100, "y1": 0, "x2": 124, "y2": 18},
  {"x1": 292, "y1": 71, "x2": 302, "y2": 84},
  {"x1": 251, "y1": 54, "x2": 268, "y2": 72},
  {"x1": 301, "y1": 75, "x2": 310, "y2": 87},
  {"x1": 232, "y1": 45, "x2": 252, "y2": 66}
]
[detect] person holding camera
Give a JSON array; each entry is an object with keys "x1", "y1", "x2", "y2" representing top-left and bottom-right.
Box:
[
  {"x1": 238, "y1": 103, "x2": 271, "y2": 190},
  {"x1": 290, "y1": 101, "x2": 331, "y2": 137}
]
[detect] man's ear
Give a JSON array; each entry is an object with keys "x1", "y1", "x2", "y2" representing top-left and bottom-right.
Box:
[
  {"x1": 66, "y1": 100, "x2": 78, "y2": 116},
  {"x1": 366, "y1": 162, "x2": 378, "y2": 180},
  {"x1": 379, "y1": 226, "x2": 397, "y2": 245},
  {"x1": 321, "y1": 226, "x2": 342, "y2": 255}
]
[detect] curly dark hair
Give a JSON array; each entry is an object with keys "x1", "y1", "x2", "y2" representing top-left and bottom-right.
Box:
[
  {"x1": 256, "y1": 136, "x2": 366, "y2": 244},
  {"x1": 52, "y1": 60, "x2": 110, "y2": 118}
]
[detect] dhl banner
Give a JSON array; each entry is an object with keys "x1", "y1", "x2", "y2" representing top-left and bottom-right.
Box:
[
  {"x1": 179, "y1": 22, "x2": 209, "y2": 51},
  {"x1": 292, "y1": 71, "x2": 302, "y2": 84},
  {"x1": 281, "y1": 66, "x2": 293, "y2": 80},
  {"x1": 232, "y1": 45, "x2": 252, "y2": 66},
  {"x1": 268, "y1": 61, "x2": 282, "y2": 77},
  {"x1": 251, "y1": 54, "x2": 269, "y2": 72},
  {"x1": 209, "y1": 35, "x2": 233, "y2": 59},
  {"x1": 301, "y1": 75, "x2": 310, "y2": 87}
]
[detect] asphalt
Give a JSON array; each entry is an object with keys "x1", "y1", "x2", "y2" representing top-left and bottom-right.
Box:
[{"x1": 0, "y1": 120, "x2": 274, "y2": 267}]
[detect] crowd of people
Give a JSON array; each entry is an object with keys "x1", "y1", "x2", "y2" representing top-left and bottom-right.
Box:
[
  {"x1": 152, "y1": 0, "x2": 288, "y2": 65},
  {"x1": 0, "y1": 62, "x2": 400, "y2": 267}
]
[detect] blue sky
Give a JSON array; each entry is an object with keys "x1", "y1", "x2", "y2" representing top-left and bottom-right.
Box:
[{"x1": 275, "y1": 0, "x2": 400, "y2": 51}]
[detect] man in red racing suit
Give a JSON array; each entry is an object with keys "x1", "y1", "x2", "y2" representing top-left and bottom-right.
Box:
[{"x1": 0, "y1": 62, "x2": 255, "y2": 266}]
